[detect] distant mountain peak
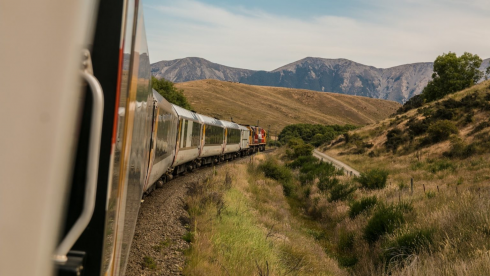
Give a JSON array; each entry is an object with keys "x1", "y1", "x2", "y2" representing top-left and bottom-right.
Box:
[
  {"x1": 151, "y1": 57, "x2": 255, "y2": 82},
  {"x1": 151, "y1": 57, "x2": 490, "y2": 104}
]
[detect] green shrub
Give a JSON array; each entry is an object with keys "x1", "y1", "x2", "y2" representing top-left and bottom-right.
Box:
[
  {"x1": 143, "y1": 256, "x2": 157, "y2": 270},
  {"x1": 182, "y1": 231, "x2": 193, "y2": 243},
  {"x1": 383, "y1": 229, "x2": 434, "y2": 266},
  {"x1": 385, "y1": 128, "x2": 408, "y2": 153},
  {"x1": 329, "y1": 182, "x2": 357, "y2": 202},
  {"x1": 338, "y1": 230, "x2": 355, "y2": 252},
  {"x1": 407, "y1": 118, "x2": 429, "y2": 137},
  {"x1": 152, "y1": 77, "x2": 192, "y2": 110},
  {"x1": 396, "y1": 94, "x2": 424, "y2": 114},
  {"x1": 427, "y1": 120, "x2": 458, "y2": 142},
  {"x1": 363, "y1": 204, "x2": 405, "y2": 244},
  {"x1": 292, "y1": 143, "x2": 314, "y2": 158},
  {"x1": 258, "y1": 158, "x2": 294, "y2": 196},
  {"x1": 356, "y1": 169, "x2": 389, "y2": 190},
  {"x1": 426, "y1": 159, "x2": 456, "y2": 173},
  {"x1": 349, "y1": 196, "x2": 378, "y2": 219},
  {"x1": 337, "y1": 255, "x2": 358, "y2": 268},
  {"x1": 288, "y1": 155, "x2": 318, "y2": 169},
  {"x1": 317, "y1": 176, "x2": 340, "y2": 192},
  {"x1": 443, "y1": 139, "x2": 476, "y2": 159},
  {"x1": 432, "y1": 108, "x2": 456, "y2": 120}
]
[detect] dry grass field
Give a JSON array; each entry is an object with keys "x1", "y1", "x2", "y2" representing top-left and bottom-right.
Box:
[
  {"x1": 312, "y1": 80, "x2": 490, "y2": 275},
  {"x1": 175, "y1": 80, "x2": 400, "y2": 134}
]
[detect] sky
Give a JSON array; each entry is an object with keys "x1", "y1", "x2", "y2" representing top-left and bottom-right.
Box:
[{"x1": 143, "y1": 0, "x2": 490, "y2": 71}]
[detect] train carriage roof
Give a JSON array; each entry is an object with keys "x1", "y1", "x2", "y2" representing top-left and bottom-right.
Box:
[
  {"x1": 220, "y1": 120, "x2": 240, "y2": 130},
  {"x1": 197, "y1": 114, "x2": 223, "y2": 127},
  {"x1": 171, "y1": 104, "x2": 200, "y2": 122},
  {"x1": 238, "y1": 125, "x2": 249, "y2": 131}
]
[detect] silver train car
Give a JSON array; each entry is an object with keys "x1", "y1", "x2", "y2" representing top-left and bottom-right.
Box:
[{"x1": 0, "y1": 0, "x2": 266, "y2": 275}]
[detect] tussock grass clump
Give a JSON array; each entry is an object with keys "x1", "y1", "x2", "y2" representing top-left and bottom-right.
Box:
[
  {"x1": 356, "y1": 169, "x2": 389, "y2": 190},
  {"x1": 383, "y1": 228, "x2": 434, "y2": 268},
  {"x1": 349, "y1": 196, "x2": 378, "y2": 219},
  {"x1": 363, "y1": 202, "x2": 412, "y2": 244}
]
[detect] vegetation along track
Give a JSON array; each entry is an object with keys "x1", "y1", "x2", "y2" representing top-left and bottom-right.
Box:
[{"x1": 126, "y1": 150, "x2": 273, "y2": 275}]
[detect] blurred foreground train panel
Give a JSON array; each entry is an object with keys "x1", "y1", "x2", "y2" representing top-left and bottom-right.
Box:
[{"x1": 0, "y1": 0, "x2": 266, "y2": 275}]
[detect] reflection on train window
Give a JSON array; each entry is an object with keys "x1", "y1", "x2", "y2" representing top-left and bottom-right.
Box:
[
  {"x1": 205, "y1": 125, "x2": 224, "y2": 145},
  {"x1": 227, "y1": 128, "x2": 240, "y2": 144},
  {"x1": 178, "y1": 119, "x2": 201, "y2": 149},
  {"x1": 191, "y1": 121, "x2": 201, "y2": 146},
  {"x1": 155, "y1": 110, "x2": 173, "y2": 163}
]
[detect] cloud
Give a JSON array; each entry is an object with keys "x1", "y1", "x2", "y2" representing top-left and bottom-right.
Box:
[{"x1": 144, "y1": 0, "x2": 490, "y2": 70}]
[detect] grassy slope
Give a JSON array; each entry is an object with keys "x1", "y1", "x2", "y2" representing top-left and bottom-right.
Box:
[
  {"x1": 319, "y1": 80, "x2": 490, "y2": 275},
  {"x1": 184, "y1": 158, "x2": 346, "y2": 276},
  {"x1": 175, "y1": 80, "x2": 400, "y2": 134}
]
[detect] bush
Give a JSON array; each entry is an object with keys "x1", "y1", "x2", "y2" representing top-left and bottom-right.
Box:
[
  {"x1": 349, "y1": 196, "x2": 378, "y2": 219},
  {"x1": 383, "y1": 229, "x2": 434, "y2": 266},
  {"x1": 292, "y1": 143, "x2": 314, "y2": 158},
  {"x1": 152, "y1": 77, "x2": 192, "y2": 110},
  {"x1": 427, "y1": 120, "x2": 458, "y2": 142},
  {"x1": 317, "y1": 176, "x2": 340, "y2": 192},
  {"x1": 356, "y1": 169, "x2": 389, "y2": 190},
  {"x1": 258, "y1": 158, "x2": 294, "y2": 196},
  {"x1": 385, "y1": 128, "x2": 408, "y2": 153},
  {"x1": 396, "y1": 94, "x2": 424, "y2": 114},
  {"x1": 363, "y1": 204, "x2": 405, "y2": 244},
  {"x1": 443, "y1": 139, "x2": 476, "y2": 159},
  {"x1": 426, "y1": 159, "x2": 456, "y2": 173},
  {"x1": 407, "y1": 118, "x2": 429, "y2": 137},
  {"x1": 288, "y1": 155, "x2": 318, "y2": 169},
  {"x1": 329, "y1": 182, "x2": 357, "y2": 202},
  {"x1": 278, "y1": 123, "x2": 357, "y2": 144}
]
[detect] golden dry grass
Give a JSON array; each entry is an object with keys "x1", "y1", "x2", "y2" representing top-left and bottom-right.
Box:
[
  {"x1": 175, "y1": 79, "x2": 400, "y2": 134},
  {"x1": 314, "y1": 80, "x2": 490, "y2": 275}
]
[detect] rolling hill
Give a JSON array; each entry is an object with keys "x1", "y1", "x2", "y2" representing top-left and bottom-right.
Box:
[
  {"x1": 174, "y1": 79, "x2": 400, "y2": 135},
  {"x1": 152, "y1": 57, "x2": 489, "y2": 104}
]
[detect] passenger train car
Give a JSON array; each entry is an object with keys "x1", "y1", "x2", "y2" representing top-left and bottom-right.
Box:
[{"x1": 0, "y1": 1, "x2": 266, "y2": 275}]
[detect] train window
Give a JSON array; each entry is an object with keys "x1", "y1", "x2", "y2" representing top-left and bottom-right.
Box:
[
  {"x1": 182, "y1": 119, "x2": 188, "y2": 148},
  {"x1": 227, "y1": 128, "x2": 240, "y2": 144},
  {"x1": 154, "y1": 110, "x2": 173, "y2": 163},
  {"x1": 191, "y1": 121, "x2": 201, "y2": 147},
  {"x1": 205, "y1": 125, "x2": 223, "y2": 145}
]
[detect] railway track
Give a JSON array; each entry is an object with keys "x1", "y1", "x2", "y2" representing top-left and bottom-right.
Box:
[{"x1": 127, "y1": 149, "x2": 275, "y2": 275}]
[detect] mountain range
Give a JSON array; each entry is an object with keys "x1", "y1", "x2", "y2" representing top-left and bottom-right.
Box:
[{"x1": 151, "y1": 57, "x2": 490, "y2": 103}]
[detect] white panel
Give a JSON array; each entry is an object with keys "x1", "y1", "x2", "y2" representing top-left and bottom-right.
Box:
[{"x1": 0, "y1": 0, "x2": 98, "y2": 276}]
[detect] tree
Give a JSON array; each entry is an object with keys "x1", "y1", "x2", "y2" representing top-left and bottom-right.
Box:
[
  {"x1": 422, "y1": 52, "x2": 483, "y2": 102},
  {"x1": 151, "y1": 76, "x2": 192, "y2": 110}
]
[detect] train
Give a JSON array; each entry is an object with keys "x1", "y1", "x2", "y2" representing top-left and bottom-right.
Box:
[
  {"x1": 145, "y1": 91, "x2": 266, "y2": 194},
  {"x1": 0, "y1": 0, "x2": 266, "y2": 276}
]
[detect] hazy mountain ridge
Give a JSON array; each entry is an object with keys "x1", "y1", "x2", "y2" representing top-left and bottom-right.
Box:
[
  {"x1": 151, "y1": 57, "x2": 255, "y2": 82},
  {"x1": 151, "y1": 57, "x2": 490, "y2": 103}
]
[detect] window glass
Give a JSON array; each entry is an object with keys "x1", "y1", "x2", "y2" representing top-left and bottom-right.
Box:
[
  {"x1": 154, "y1": 110, "x2": 173, "y2": 163},
  {"x1": 205, "y1": 125, "x2": 223, "y2": 145},
  {"x1": 227, "y1": 128, "x2": 240, "y2": 144},
  {"x1": 191, "y1": 122, "x2": 201, "y2": 147}
]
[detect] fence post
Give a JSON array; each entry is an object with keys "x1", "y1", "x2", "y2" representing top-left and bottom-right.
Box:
[
  {"x1": 411, "y1": 178, "x2": 414, "y2": 195},
  {"x1": 423, "y1": 184, "x2": 426, "y2": 193}
]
